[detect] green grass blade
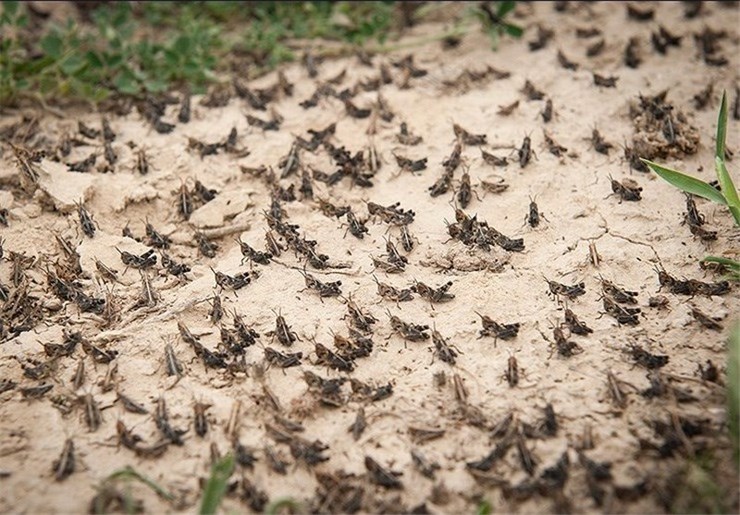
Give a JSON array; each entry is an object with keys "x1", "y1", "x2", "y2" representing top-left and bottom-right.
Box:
[
  {"x1": 641, "y1": 159, "x2": 727, "y2": 205},
  {"x1": 106, "y1": 466, "x2": 174, "y2": 501},
  {"x1": 729, "y1": 322, "x2": 739, "y2": 465},
  {"x1": 199, "y1": 454, "x2": 235, "y2": 515},
  {"x1": 716, "y1": 90, "x2": 728, "y2": 161},
  {"x1": 266, "y1": 497, "x2": 301, "y2": 515},
  {"x1": 715, "y1": 157, "x2": 740, "y2": 225}
]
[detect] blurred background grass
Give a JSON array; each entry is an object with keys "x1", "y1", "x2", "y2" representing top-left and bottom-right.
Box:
[{"x1": 0, "y1": 1, "x2": 521, "y2": 107}]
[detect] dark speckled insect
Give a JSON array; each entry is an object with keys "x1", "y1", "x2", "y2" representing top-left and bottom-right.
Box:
[
  {"x1": 453, "y1": 123, "x2": 487, "y2": 146},
  {"x1": 76, "y1": 201, "x2": 96, "y2": 238},
  {"x1": 545, "y1": 278, "x2": 586, "y2": 300},
  {"x1": 268, "y1": 309, "x2": 298, "y2": 347},
  {"x1": 388, "y1": 311, "x2": 429, "y2": 342},
  {"x1": 196, "y1": 232, "x2": 218, "y2": 258},
  {"x1": 365, "y1": 456, "x2": 403, "y2": 489},
  {"x1": 344, "y1": 210, "x2": 369, "y2": 240},
  {"x1": 53, "y1": 439, "x2": 75, "y2": 481},
  {"x1": 265, "y1": 347, "x2": 302, "y2": 368},
  {"x1": 194, "y1": 402, "x2": 211, "y2": 437},
  {"x1": 314, "y1": 341, "x2": 354, "y2": 372},
  {"x1": 432, "y1": 329, "x2": 458, "y2": 365},
  {"x1": 518, "y1": 135, "x2": 533, "y2": 168}
]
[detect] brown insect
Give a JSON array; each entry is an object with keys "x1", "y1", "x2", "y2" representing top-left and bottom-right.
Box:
[
  {"x1": 268, "y1": 309, "x2": 298, "y2": 346},
  {"x1": 477, "y1": 312, "x2": 520, "y2": 342},
  {"x1": 265, "y1": 230, "x2": 284, "y2": 257},
  {"x1": 76, "y1": 201, "x2": 96, "y2": 238},
  {"x1": 365, "y1": 456, "x2": 403, "y2": 489},
  {"x1": 117, "y1": 392, "x2": 148, "y2": 414},
  {"x1": 178, "y1": 92, "x2": 191, "y2": 123},
  {"x1": 103, "y1": 141, "x2": 117, "y2": 165},
  {"x1": 497, "y1": 100, "x2": 520, "y2": 116},
  {"x1": 521, "y1": 80, "x2": 545, "y2": 101},
  {"x1": 372, "y1": 275, "x2": 414, "y2": 304},
  {"x1": 314, "y1": 341, "x2": 354, "y2": 372},
  {"x1": 601, "y1": 278, "x2": 638, "y2": 304},
  {"x1": 164, "y1": 343, "x2": 184, "y2": 378},
  {"x1": 411, "y1": 448, "x2": 440, "y2": 479},
  {"x1": 552, "y1": 326, "x2": 583, "y2": 357},
  {"x1": 602, "y1": 295, "x2": 641, "y2": 325},
  {"x1": 648, "y1": 295, "x2": 669, "y2": 308},
  {"x1": 541, "y1": 98, "x2": 554, "y2": 123},
  {"x1": 453, "y1": 123, "x2": 487, "y2": 146},
  {"x1": 265, "y1": 347, "x2": 302, "y2": 368},
  {"x1": 606, "y1": 370, "x2": 628, "y2": 410},
  {"x1": 586, "y1": 39, "x2": 605, "y2": 57},
  {"x1": 625, "y1": 37, "x2": 641, "y2": 68},
  {"x1": 95, "y1": 259, "x2": 120, "y2": 284},
  {"x1": 529, "y1": 24, "x2": 554, "y2": 51},
  {"x1": 564, "y1": 308, "x2": 592, "y2": 335},
  {"x1": 481, "y1": 149, "x2": 508, "y2": 167},
  {"x1": 608, "y1": 175, "x2": 642, "y2": 201},
  {"x1": 557, "y1": 50, "x2": 579, "y2": 71},
  {"x1": 155, "y1": 396, "x2": 187, "y2": 445},
  {"x1": 394, "y1": 153, "x2": 428, "y2": 173},
  {"x1": 689, "y1": 306, "x2": 723, "y2": 331},
  {"x1": 177, "y1": 182, "x2": 194, "y2": 220},
  {"x1": 505, "y1": 355, "x2": 519, "y2": 387},
  {"x1": 546, "y1": 278, "x2": 586, "y2": 300},
  {"x1": 193, "y1": 402, "x2": 212, "y2": 437},
  {"x1": 53, "y1": 439, "x2": 75, "y2": 481},
  {"x1": 625, "y1": 343, "x2": 668, "y2": 369},
  {"x1": 593, "y1": 73, "x2": 619, "y2": 88},
  {"x1": 344, "y1": 99, "x2": 371, "y2": 119},
  {"x1": 543, "y1": 131, "x2": 567, "y2": 157},
  {"x1": 78, "y1": 121, "x2": 100, "y2": 139},
  {"x1": 516, "y1": 429, "x2": 537, "y2": 476},
  {"x1": 117, "y1": 248, "x2": 157, "y2": 269},
  {"x1": 196, "y1": 232, "x2": 219, "y2": 258},
  {"x1": 591, "y1": 129, "x2": 613, "y2": 155},
  {"x1": 697, "y1": 360, "x2": 719, "y2": 383},
  {"x1": 246, "y1": 113, "x2": 281, "y2": 131},
  {"x1": 80, "y1": 393, "x2": 102, "y2": 432},
  {"x1": 388, "y1": 311, "x2": 429, "y2": 342},
  {"x1": 518, "y1": 135, "x2": 533, "y2": 168},
  {"x1": 297, "y1": 268, "x2": 342, "y2": 299},
  {"x1": 344, "y1": 210, "x2": 369, "y2": 240},
  {"x1": 412, "y1": 280, "x2": 455, "y2": 306},
  {"x1": 397, "y1": 122, "x2": 422, "y2": 145},
  {"x1": 432, "y1": 328, "x2": 458, "y2": 365}
]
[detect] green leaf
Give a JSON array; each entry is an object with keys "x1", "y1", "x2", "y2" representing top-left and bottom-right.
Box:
[
  {"x1": 113, "y1": 68, "x2": 140, "y2": 95},
  {"x1": 715, "y1": 157, "x2": 740, "y2": 225},
  {"x1": 496, "y1": 1, "x2": 516, "y2": 18},
  {"x1": 503, "y1": 23, "x2": 524, "y2": 37},
  {"x1": 716, "y1": 90, "x2": 728, "y2": 161},
  {"x1": 60, "y1": 54, "x2": 86, "y2": 75},
  {"x1": 85, "y1": 50, "x2": 104, "y2": 69},
  {"x1": 641, "y1": 159, "x2": 727, "y2": 205},
  {"x1": 40, "y1": 33, "x2": 63, "y2": 58},
  {"x1": 105, "y1": 466, "x2": 174, "y2": 501},
  {"x1": 199, "y1": 454, "x2": 234, "y2": 515},
  {"x1": 716, "y1": 156, "x2": 739, "y2": 207},
  {"x1": 729, "y1": 322, "x2": 739, "y2": 465},
  {"x1": 173, "y1": 35, "x2": 192, "y2": 54},
  {"x1": 476, "y1": 499, "x2": 493, "y2": 515}
]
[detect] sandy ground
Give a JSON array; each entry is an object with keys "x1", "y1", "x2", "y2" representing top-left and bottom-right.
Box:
[{"x1": 1, "y1": 1, "x2": 739, "y2": 513}]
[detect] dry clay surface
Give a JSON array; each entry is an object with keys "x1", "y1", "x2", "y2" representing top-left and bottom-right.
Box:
[{"x1": 1, "y1": 2, "x2": 739, "y2": 513}]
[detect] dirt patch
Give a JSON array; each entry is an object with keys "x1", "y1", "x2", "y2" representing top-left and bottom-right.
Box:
[{"x1": 1, "y1": 2, "x2": 739, "y2": 513}]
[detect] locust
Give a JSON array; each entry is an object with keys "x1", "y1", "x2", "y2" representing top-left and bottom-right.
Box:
[{"x1": 388, "y1": 311, "x2": 429, "y2": 342}]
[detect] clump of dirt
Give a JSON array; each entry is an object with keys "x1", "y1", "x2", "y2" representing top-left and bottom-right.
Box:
[{"x1": 627, "y1": 90, "x2": 700, "y2": 170}]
